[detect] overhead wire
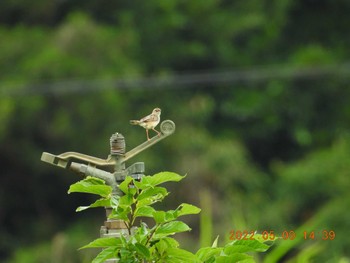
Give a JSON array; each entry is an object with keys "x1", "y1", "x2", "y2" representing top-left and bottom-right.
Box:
[{"x1": 1, "y1": 62, "x2": 350, "y2": 97}]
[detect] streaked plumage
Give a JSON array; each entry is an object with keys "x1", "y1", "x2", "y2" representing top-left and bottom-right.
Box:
[{"x1": 130, "y1": 108, "x2": 161, "y2": 140}]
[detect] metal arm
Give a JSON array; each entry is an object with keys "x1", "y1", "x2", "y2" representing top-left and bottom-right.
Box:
[
  {"x1": 41, "y1": 152, "x2": 115, "y2": 169},
  {"x1": 121, "y1": 120, "x2": 175, "y2": 163},
  {"x1": 40, "y1": 120, "x2": 175, "y2": 169}
]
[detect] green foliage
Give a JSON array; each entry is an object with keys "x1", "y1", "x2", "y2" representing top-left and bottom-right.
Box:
[
  {"x1": 263, "y1": 136, "x2": 350, "y2": 262},
  {"x1": 196, "y1": 234, "x2": 275, "y2": 263},
  {"x1": 69, "y1": 177, "x2": 112, "y2": 197},
  {"x1": 69, "y1": 172, "x2": 275, "y2": 262}
]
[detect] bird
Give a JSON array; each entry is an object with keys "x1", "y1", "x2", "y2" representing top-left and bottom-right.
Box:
[{"x1": 130, "y1": 108, "x2": 161, "y2": 141}]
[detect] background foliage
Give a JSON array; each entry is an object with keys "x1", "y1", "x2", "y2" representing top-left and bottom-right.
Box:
[{"x1": 1, "y1": 0, "x2": 350, "y2": 262}]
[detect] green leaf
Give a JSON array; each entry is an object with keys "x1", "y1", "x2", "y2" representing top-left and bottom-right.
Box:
[
  {"x1": 212, "y1": 235, "x2": 219, "y2": 247},
  {"x1": 136, "y1": 222, "x2": 150, "y2": 242},
  {"x1": 155, "y1": 239, "x2": 168, "y2": 256},
  {"x1": 165, "y1": 210, "x2": 177, "y2": 221},
  {"x1": 137, "y1": 186, "x2": 168, "y2": 201},
  {"x1": 110, "y1": 194, "x2": 120, "y2": 207},
  {"x1": 224, "y1": 239, "x2": 270, "y2": 254},
  {"x1": 142, "y1": 172, "x2": 184, "y2": 187},
  {"x1": 119, "y1": 247, "x2": 132, "y2": 260},
  {"x1": 68, "y1": 177, "x2": 112, "y2": 198},
  {"x1": 177, "y1": 203, "x2": 201, "y2": 217},
  {"x1": 153, "y1": 210, "x2": 178, "y2": 224},
  {"x1": 80, "y1": 237, "x2": 121, "y2": 249},
  {"x1": 76, "y1": 197, "x2": 110, "y2": 212},
  {"x1": 119, "y1": 193, "x2": 134, "y2": 206},
  {"x1": 134, "y1": 243, "x2": 150, "y2": 259},
  {"x1": 154, "y1": 237, "x2": 181, "y2": 257},
  {"x1": 196, "y1": 247, "x2": 222, "y2": 261},
  {"x1": 119, "y1": 176, "x2": 133, "y2": 194},
  {"x1": 108, "y1": 193, "x2": 133, "y2": 221},
  {"x1": 254, "y1": 233, "x2": 279, "y2": 242},
  {"x1": 165, "y1": 248, "x2": 200, "y2": 263},
  {"x1": 153, "y1": 211, "x2": 166, "y2": 224},
  {"x1": 151, "y1": 204, "x2": 200, "y2": 225},
  {"x1": 133, "y1": 180, "x2": 145, "y2": 189},
  {"x1": 154, "y1": 221, "x2": 191, "y2": 238},
  {"x1": 92, "y1": 247, "x2": 118, "y2": 263},
  {"x1": 134, "y1": 206, "x2": 156, "y2": 218},
  {"x1": 137, "y1": 195, "x2": 167, "y2": 207},
  {"x1": 162, "y1": 237, "x2": 180, "y2": 248},
  {"x1": 108, "y1": 205, "x2": 130, "y2": 221}
]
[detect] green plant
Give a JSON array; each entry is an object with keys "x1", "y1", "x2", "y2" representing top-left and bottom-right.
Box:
[{"x1": 68, "y1": 172, "x2": 276, "y2": 262}]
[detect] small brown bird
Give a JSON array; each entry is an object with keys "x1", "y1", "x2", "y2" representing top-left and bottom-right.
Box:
[{"x1": 130, "y1": 108, "x2": 161, "y2": 141}]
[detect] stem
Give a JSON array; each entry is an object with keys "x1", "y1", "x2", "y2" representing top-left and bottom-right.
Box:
[
  {"x1": 125, "y1": 221, "x2": 131, "y2": 236},
  {"x1": 145, "y1": 223, "x2": 162, "y2": 246}
]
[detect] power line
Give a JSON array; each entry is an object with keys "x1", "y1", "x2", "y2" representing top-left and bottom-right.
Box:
[{"x1": 1, "y1": 63, "x2": 350, "y2": 96}]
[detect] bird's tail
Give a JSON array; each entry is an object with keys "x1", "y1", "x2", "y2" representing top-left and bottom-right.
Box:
[{"x1": 130, "y1": 120, "x2": 140, "y2": 125}]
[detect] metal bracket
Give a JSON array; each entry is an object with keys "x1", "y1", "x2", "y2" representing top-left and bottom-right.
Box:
[
  {"x1": 40, "y1": 120, "x2": 175, "y2": 169},
  {"x1": 41, "y1": 151, "x2": 115, "y2": 169},
  {"x1": 120, "y1": 120, "x2": 175, "y2": 163}
]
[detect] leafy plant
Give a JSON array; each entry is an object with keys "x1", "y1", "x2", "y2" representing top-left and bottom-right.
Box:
[{"x1": 68, "y1": 172, "x2": 276, "y2": 262}]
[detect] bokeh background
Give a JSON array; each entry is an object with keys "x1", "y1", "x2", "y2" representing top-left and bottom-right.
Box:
[{"x1": 1, "y1": 1, "x2": 350, "y2": 262}]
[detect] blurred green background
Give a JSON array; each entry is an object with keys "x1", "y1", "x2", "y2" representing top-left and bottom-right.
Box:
[{"x1": 1, "y1": 0, "x2": 350, "y2": 262}]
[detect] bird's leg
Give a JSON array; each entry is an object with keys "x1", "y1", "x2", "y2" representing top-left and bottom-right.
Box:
[
  {"x1": 153, "y1": 128, "x2": 161, "y2": 136},
  {"x1": 146, "y1": 129, "x2": 150, "y2": 141}
]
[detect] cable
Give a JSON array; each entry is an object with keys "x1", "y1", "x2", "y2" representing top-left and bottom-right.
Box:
[{"x1": 1, "y1": 63, "x2": 350, "y2": 97}]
